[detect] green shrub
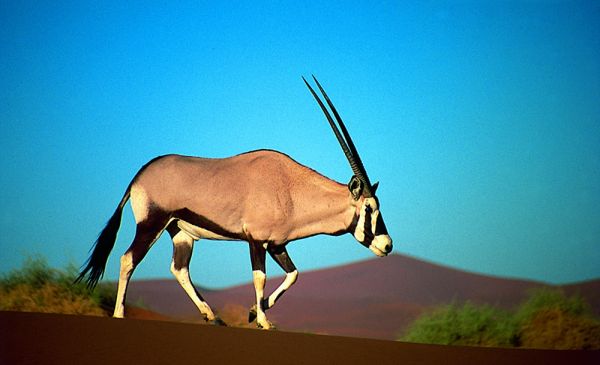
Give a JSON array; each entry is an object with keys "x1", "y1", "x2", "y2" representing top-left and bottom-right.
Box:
[
  {"x1": 514, "y1": 288, "x2": 593, "y2": 323},
  {"x1": 400, "y1": 288, "x2": 600, "y2": 349},
  {"x1": 0, "y1": 256, "x2": 114, "y2": 316},
  {"x1": 400, "y1": 301, "x2": 516, "y2": 347},
  {"x1": 518, "y1": 307, "x2": 600, "y2": 349},
  {"x1": 514, "y1": 288, "x2": 600, "y2": 349}
]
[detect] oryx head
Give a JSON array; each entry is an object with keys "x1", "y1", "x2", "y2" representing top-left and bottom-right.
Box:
[{"x1": 304, "y1": 76, "x2": 393, "y2": 257}]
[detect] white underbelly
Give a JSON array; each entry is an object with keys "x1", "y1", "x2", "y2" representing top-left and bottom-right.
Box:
[{"x1": 177, "y1": 220, "x2": 239, "y2": 241}]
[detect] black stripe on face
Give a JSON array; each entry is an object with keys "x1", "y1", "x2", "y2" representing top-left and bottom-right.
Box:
[
  {"x1": 362, "y1": 205, "x2": 374, "y2": 246},
  {"x1": 374, "y1": 212, "x2": 388, "y2": 236}
]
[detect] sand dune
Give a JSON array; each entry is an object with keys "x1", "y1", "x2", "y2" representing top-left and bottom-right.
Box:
[
  {"x1": 126, "y1": 254, "x2": 600, "y2": 339},
  {"x1": 2, "y1": 311, "x2": 598, "y2": 365}
]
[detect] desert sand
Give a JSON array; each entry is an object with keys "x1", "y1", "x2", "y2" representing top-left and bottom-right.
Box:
[{"x1": 1, "y1": 311, "x2": 597, "y2": 365}]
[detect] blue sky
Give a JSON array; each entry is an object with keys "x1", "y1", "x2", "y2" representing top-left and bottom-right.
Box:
[{"x1": 1, "y1": 1, "x2": 599, "y2": 288}]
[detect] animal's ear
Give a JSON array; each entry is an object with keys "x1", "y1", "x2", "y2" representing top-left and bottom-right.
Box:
[
  {"x1": 372, "y1": 181, "x2": 379, "y2": 195},
  {"x1": 348, "y1": 175, "x2": 364, "y2": 200}
]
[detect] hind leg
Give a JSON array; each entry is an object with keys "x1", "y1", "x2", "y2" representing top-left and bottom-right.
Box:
[
  {"x1": 248, "y1": 241, "x2": 274, "y2": 329},
  {"x1": 168, "y1": 224, "x2": 225, "y2": 325},
  {"x1": 113, "y1": 216, "x2": 169, "y2": 318}
]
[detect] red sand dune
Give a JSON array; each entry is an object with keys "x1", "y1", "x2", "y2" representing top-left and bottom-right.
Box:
[
  {"x1": 126, "y1": 254, "x2": 600, "y2": 340},
  {"x1": 2, "y1": 311, "x2": 597, "y2": 365},
  {"x1": 122, "y1": 305, "x2": 171, "y2": 321}
]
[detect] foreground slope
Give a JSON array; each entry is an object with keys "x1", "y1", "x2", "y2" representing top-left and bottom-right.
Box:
[
  {"x1": 127, "y1": 254, "x2": 600, "y2": 339},
  {"x1": 2, "y1": 311, "x2": 597, "y2": 365}
]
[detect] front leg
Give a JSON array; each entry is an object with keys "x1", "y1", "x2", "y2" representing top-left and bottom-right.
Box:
[
  {"x1": 267, "y1": 246, "x2": 298, "y2": 309},
  {"x1": 249, "y1": 241, "x2": 273, "y2": 329},
  {"x1": 249, "y1": 246, "x2": 298, "y2": 323}
]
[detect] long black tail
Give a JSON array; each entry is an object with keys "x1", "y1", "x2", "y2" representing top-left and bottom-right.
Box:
[{"x1": 75, "y1": 188, "x2": 131, "y2": 289}]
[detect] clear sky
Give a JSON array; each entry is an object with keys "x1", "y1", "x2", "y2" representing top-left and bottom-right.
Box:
[{"x1": 1, "y1": 1, "x2": 599, "y2": 289}]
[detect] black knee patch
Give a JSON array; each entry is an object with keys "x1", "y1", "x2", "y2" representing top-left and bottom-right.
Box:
[
  {"x1": 268, "y1": 247, "x2": 297, "y2": 273},
  {"x1": 173, "y1": 244, "x2": 192, "y2": 271}
]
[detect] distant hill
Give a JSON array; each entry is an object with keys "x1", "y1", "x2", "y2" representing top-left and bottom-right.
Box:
[{"x1": 126, "y1": 254, "x2": 600, "y2": 340}]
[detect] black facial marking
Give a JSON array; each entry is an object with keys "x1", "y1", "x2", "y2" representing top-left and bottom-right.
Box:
[
  {"x1": 362, "y1": 204, "x2": 374, "y2": 245},
  {"x1": 374, "y1": 211, "x2": 389, "y2": 236},
  {"x1": 348, "y1": 212, "x2": 360, "y2": 236}
]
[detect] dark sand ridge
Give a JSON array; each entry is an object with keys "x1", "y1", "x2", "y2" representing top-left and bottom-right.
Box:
[{"x1": 1, "y1": 311, "x2": 598, "y2": 365}]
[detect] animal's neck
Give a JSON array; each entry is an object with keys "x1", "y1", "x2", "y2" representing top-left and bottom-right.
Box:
[{"x1": 287, "y1": 181, "x2": 356, "y2": 241}]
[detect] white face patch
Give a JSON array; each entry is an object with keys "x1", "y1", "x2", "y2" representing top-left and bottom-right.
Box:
[
  {"x1": 353, "y1": 197, "x2": 378, "y2": 242},
  {"x1": 353, "y1": 213, "x2": 366, "y2": 242},
  {"x1": 364, "y1": 197, "x2": 378, "y2": 210},
  {"x1": 370, "y1": 235, "x2": 392, "y2": 257},
  {"x1": 371, "y1": 209, "x2": 379, "y2": 232},
  {"x1": 353, "y1": 197, "x2": 393, "y2": 257},
  {"x1": 368, "y1": 243, "x2": 386, "y2": 257}
]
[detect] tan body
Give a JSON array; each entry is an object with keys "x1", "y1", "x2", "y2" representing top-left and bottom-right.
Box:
[{"x1": 133, "y1": 150, "x2": 355, "y2": 245}]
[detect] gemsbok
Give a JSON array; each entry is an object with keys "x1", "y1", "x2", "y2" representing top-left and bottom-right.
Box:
[{"x1": 76, "y1": 76, "x2": 393, "y2": 329}]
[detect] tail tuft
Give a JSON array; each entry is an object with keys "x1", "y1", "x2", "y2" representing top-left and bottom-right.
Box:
[{"x1": 75, "y1": 189, "x2": 130, "y2": 290}]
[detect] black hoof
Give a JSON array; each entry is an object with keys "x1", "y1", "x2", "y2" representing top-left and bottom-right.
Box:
[
  {"x1": 209, "y1": 316, "x2": 227, "y2": 326},
  {"x1": 257, "y1": 321, "x2": 276, "y2": 330},
  {"x1": 248, "y1": 305, "x2": 257, "y2": 323}
]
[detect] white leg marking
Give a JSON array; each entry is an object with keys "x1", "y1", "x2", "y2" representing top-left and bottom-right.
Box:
[
  {"x1": 170, "y1": 231, "x2": 216, "y2": 321},
  {"x1": 113, "y1": 252, "x2": 134, "y2": 318},
  {"x1": 252, "y1": 269, "x2": 272, "y2": 329},
  {"x1": 171, "y1": 263, "x2": 216, "y2": 321},
  {"x1": 266, "y1": 270, "x2": 298, "y2": 308}
]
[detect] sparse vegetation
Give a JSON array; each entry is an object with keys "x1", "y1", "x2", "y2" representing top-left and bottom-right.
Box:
[
  {"x1": 515, "y1": 289, "x2": 600, "y2": 350},
  {"x1": 0, "y1": 256, "x2": 262, "y2": 329},
  {"x1": 0, "y1": 256, "x2": 115, "y2": 316},
  {"x1": 399, "y1": 288, "x2": 600, "y2": 350},
  {"x1": 401, "y1": 302, "x2": 516, "y2": 347}
]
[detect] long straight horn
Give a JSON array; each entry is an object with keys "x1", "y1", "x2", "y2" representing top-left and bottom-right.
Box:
[
  {"x1": 303, "y1": 76, "x2": 373, "y2": 197},
  {"x1": 311, "y1": 76, "x2": 373, "y2": 188}
]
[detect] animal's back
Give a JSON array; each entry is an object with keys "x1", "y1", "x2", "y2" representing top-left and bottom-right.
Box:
[{"x1": 131, "y1": 150, "x2": 340, "y2": 224}]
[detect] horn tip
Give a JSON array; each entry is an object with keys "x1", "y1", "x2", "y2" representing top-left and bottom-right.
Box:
[{"x1": 302, "y1": 75, "x2": 311, "y2": 86}]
